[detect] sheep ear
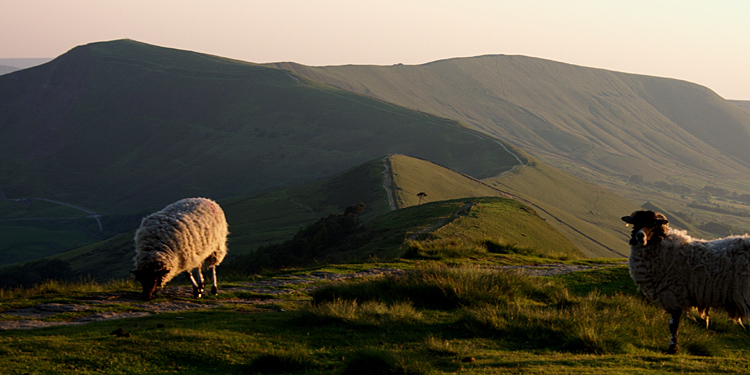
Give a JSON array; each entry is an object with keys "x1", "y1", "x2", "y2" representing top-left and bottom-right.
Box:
[
  {"x1": 658, "y1": 219, "x2": 669, "y2": 225},
  {"x1": 621, "y1": 215, "x2": 633, "y2": 224}
]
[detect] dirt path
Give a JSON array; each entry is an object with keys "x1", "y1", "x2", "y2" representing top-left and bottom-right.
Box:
[
  {"x1": 381, "y1": 156, "x2": 398, "y2": 210},
  {"x1": 0, "y1": 268, "x2": 404, "y2": 331}
]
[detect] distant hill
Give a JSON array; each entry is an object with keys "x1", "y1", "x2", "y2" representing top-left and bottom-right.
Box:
[
  {"x1": 0, "y1": 58, "x2": 51, "y2": 70},
  {"x1": 267, "y1": 56, "x2": 750, "y2": 189},
  {"x1": 0, "y1": 40, "x2": 519, "y2": 217},
  {"x1": 0, "y1": 65, "x2": 18, "y2": 75}
]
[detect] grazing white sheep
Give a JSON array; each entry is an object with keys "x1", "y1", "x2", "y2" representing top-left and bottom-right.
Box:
[
  {"x1": 622, "y1": 210, "x2": 750, "y2": 354},
  {"x1": 131, "y1": 197, "x2": 228, "y2": 300}
]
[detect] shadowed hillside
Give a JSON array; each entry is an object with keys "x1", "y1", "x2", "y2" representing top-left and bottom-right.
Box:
[{"x1": 0, "y1": 40, "x2": 518, "y2": 216}]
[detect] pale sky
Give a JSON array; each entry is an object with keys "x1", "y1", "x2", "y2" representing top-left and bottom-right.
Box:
[{"x1": 2, "y1": 0, "x2": 749, "y2": 99}]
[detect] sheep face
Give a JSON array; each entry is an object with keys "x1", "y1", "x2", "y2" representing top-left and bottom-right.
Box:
[
  {"x1": 621, "y1": 210, "x2": 669, "y2": 246},
  {"x1": 131, "y1": 268, "x2": 169, "y2": 301}
]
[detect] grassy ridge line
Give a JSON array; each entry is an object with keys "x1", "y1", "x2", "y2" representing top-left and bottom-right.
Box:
[{"x1": 385, "y1": 153, "x2": 636, "y2": 257}]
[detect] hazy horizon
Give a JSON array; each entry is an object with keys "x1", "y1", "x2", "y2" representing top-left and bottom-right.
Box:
[{"x1": 3, "y1": 1, "x2": 749, "y2": 99}]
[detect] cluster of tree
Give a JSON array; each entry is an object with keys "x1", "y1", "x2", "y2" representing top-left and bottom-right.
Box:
[
  {"x1": 628, "y1": 176, "x2": 694, "y2": 195},
  {"x1": 698, "y1": 221, "x2": 740, "y2": 237},
  {"x1": 227, "y1": 204, "x2": 366, "y2": 274},
  {"x1": 652, "y1": 180, "x2": 694, "y2": 195},
  {"x1": 0, "y1": 259, "x2": 74, "y2": 289},
  {"x1": 700, "y1": 185, "x2": 750, "y2": 205}
]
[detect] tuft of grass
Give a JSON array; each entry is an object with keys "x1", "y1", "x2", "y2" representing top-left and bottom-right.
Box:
[
  {"x1": 402, "y1": 237, "x2": 488, "y2": 260},
  {"x1": 301, "y1": 298, "x2": 423, "y2": 326},
  {"x1": 422, "y1": 335, "x2": 465, "y2": 357}
]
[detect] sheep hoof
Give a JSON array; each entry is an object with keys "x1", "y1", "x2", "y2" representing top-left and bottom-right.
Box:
[
  {"x1": 192, "y1": 286, "x2": 204, "y2": 298},
  {"x1": 210, "y1": 286, "x2": 218, "y2": 295}
]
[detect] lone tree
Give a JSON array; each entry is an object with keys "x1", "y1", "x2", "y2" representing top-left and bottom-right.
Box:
[{"x1": 417, "y1": 192, "x2": 427, "y2": 205}]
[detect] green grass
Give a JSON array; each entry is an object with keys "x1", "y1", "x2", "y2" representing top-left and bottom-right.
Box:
[
  {"x1": 3, "y1": 263, "x2": 750, "y2": 373},
  {"x1": 4, "y1": 263, "x2": 750, "y2": 373}
]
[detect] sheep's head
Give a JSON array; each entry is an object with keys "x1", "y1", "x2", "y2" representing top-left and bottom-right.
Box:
[
  {"x1": 131, "y1": 268, "x2": 169, "y2": 301},
  {"x1": 621, "y1": 210, "x2": 669, "y2": 246}
]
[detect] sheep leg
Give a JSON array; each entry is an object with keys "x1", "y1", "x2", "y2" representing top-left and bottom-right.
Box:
[
  {"x1": 667, "y1": 310, "x2": 682, "y2": 354},
  {"x1": 185, "y1": 270, "x2": 204, "y2": 298},
  {"x1": 210, "y1": 265, "x2": 219, "y2": 295}
]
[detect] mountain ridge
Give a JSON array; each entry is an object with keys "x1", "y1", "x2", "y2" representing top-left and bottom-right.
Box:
[{"x1": 267, "y1": 55, "x2": 750, "y2": 185}]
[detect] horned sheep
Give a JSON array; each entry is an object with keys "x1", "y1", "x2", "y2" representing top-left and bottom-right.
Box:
[
  {"x1": 622, "y1": 210, "x2": 750, "y2": 354},
  {"x1": 132, "y1": 197, "x2": 228, "y2": 301}
]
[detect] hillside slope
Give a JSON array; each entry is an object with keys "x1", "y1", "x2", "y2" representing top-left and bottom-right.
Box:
[
  {"x1": 0, "y1": 40, "x2": 518, "y2": 216},
  {"x1": 487, "y1": 151, "x2": 639, "y2": 257},
  {"x1": 268, "y1": 56, "x2": 750, "y2": 186},
  {"x1": 12, "y1": 154, "x2": 598, "y2": 282}
]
